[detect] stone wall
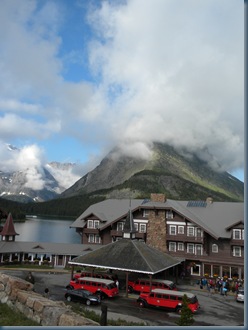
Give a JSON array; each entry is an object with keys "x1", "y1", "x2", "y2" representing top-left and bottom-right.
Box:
[{"x1": 0, "y1": 273, "x2": 99, "y2": 326}]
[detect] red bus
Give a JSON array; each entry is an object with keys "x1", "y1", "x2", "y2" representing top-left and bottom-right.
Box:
[
  {"x1": 137, "y1": 288, "x2": 200, "y2": 313},
  {"x1": 73, "y1": 271, "x2": 116, "y2": 281},
  {"x1": 66, "y1": 276, "x2": 119, "y2": 299},
  {"x1": 128, "y1": 278, "x2": 177, "y2": 293}
]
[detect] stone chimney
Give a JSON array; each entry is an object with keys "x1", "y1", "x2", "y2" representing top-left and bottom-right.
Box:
[{"x1": 150, "y1": 193, "x2": 166, "y2": 203}]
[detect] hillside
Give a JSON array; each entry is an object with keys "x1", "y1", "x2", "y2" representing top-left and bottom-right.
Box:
[
  {"x1": 1, "y1": 143, "x2": 243, "y2": 218},
  {"x1": 61, "y1": 143, "x2": 243, "y2": 202}
]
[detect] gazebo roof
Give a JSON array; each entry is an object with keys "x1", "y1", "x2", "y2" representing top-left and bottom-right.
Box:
[{"x1": 69, "y1": 239, "x2": 183, "y2": 275}]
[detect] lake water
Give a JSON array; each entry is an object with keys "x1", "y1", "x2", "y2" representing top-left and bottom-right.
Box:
[{"x1": 14, "y1": 217, "x2": 81, "y2": 244}]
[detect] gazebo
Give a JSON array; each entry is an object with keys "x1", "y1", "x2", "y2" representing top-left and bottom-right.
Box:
[{"x1": 69, "y1": 204, "x2": 183, "y2": 296}]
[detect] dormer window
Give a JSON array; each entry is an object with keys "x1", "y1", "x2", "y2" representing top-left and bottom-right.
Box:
[
  {"x1": 87, "y1": 220, "x2": 100, "y2": 229},
  {"x1": 166, "y1": 211, "x2": 173, "y2": 219},
  {"x1": 143, "y1": 210, "x2": 149, "y2": 217},
  {"x1": 117, "y1": 222, "x2": 124, "y2": 231},
  {"x1": 233, "y1": 229, "x2": 242, "y2": 240}
]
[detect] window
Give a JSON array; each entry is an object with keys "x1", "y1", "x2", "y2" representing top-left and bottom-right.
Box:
[
  {"x1": 95, "y1": 235, "x2": 101, "y2": 243},
  {"x1": 134, "y1": 223, "x2": 139, "y2": 231},
  {"x1": 88, "y1": 234, "x2": 101, "y2": 243},
  {"x1": 233, "y1": 246, "x2": 241, "y2": 257},
  {"x1": 87, "y1": 220, "x2": 99, "y2": 228},
  {"x1": 166, "y1": 211, "x2": 173, "y2": 219},
  {"x1": 195, "y1": 244, "x2": 203, "y2": 255},
  {"x1": 88, "y1": 220, "x2": 93, "y2": 228},
  {"x1": 117, "y1": 222, "x2": 124, "y2": 231},
  {"x1": 195, "y1": 227, "x2": 202, "y2": 237},
  {"x1": 169, "y1": 242, "x2": 176, "y2": 252},
  {"x1": 88, "y1": 234, "x2": 94, "y2": 243},
  {"x1": 187, "y1": 243, "x2": 194, "y2": 254},
  {"x1": 140, "y1": 224, "x2": 146, "y2": 233},
  {"x1": 143, "y1": 210, "x2": 149, "y2": 217},
  {"x1": 233, "y1": 229, "x2": 242, "y2": 240},
  {"x1": 169, "y1": 225, "x2": 176, "y2": 235},
  {"x1": 187, "y1": 226, "x2": 194, "y2": 237},
  {"x1": 178, "y1": 226, "x2": 184, "y2": 234},
  {"x1": 94, "y1": 221, "x2": 100, "y2": 229},
  {"x1": 212, "y1": 244, "x2": 218, "y2": 253},
  {"x1": 178, "y1": 242, "x2": 184, "y2": 251}
]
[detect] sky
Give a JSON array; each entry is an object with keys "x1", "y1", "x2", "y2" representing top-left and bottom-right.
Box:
[{"x1": 0, "y1": 0, "x2": 244, "y2": 190}]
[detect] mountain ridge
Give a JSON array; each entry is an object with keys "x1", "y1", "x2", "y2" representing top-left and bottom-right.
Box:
[{"x1": 61, "y1": 142, "x2": 243, "y2": 202}]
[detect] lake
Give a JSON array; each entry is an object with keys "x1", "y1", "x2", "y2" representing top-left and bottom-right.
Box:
[{"x1": 14, "y1": 217, "x2": 81, "y2": 244}]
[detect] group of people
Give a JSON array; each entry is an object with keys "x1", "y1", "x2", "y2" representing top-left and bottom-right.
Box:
[{"x1": 200, "y1": 277, "x2": 243, "y2": 296}]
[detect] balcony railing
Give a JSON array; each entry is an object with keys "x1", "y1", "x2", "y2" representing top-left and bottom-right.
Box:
[
  {"x1": 84, "y1": 228, "x2": 100, "y2": 234},
  {"x1": 110, "y1": 230, "x2": 146, "y2": 240},
  {"x1": 166, "y1": 233, "x2": 203, "y2": 243}
]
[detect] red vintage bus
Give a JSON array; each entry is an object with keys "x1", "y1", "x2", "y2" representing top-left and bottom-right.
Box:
[
  {"x1": 66, "y1": 276, "x2": 119, "y2": 299},
  {"x1": 73, "y1": 271, "x2": 116, "y2": 281},
  {"x1": 128, "y1": 278, "x2": 177, "y2": 293},
  {"x1": 137, "y1": 288, "x2": 200, "y2": 313}
]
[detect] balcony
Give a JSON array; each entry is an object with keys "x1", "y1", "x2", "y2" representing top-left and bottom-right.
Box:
[
  {"x1": 230, "y1": 239, "x2": 244, "y2": 246},
  {"x1": 110, "y1": 230, "x2": 146, "y2": 240},
  {"x1": 166, "y1": 233, "x2": 204, "y2": 243},
  {"x1": 84, "y1": 228, "x2": 99, "y2": 234}
]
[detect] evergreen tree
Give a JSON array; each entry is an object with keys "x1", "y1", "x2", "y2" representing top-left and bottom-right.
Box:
[{"x1": 175, "y1": 294, "x2": 194, "y2": 326}]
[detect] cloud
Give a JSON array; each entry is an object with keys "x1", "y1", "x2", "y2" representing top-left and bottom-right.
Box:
[
  {"x1": 0, "y1": 0, "x2": 244, "y2": 185},
  {"x1": 86, "y1": 0, "x2": 244, "y2": 173}
]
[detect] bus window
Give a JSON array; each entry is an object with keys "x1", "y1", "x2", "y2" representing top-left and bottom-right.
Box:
[
  {"x1": 140, "y1": 281, "x2": 145, "y2": 285},
  {"x1": 163, "y1": 295, "x2": 169, "y2": 299},
  {"x1": 170, "y1": 295, "x2": 177, "y2": 300},
  {"x1": 156, "y1": 294, "x2": 162, "y2": 298}
]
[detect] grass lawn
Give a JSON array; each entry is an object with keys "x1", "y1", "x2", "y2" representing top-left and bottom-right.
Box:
[{"x1": 0, "y1": 303, "x2": 39, "y2": 326}]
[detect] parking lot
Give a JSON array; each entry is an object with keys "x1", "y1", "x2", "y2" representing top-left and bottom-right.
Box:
[{"x1": 1, "y1": 268, "x2": 245, "y2": 327}]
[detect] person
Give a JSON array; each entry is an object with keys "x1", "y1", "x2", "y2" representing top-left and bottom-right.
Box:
[
  {"x1": 25, "y1": 271, "x2": 35, "y2": 284},
  {"x1": 115, "y1": 279, "x2": 119, "y2": 289},
  {"x1": 43, "y1": 288, "x2": 50, "y2": 298}
]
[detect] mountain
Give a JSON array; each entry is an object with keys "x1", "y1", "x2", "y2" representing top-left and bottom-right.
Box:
[
  {"x1": 61, "y1": 143, "x2": 244, "y2": 202},
  {"x1": 0, "y1": 162, "x2": 77, "y2": 203}
]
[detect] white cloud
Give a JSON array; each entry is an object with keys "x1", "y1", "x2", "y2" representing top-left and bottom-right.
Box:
[
  {"x1": 87, "y1": 0, "x2": 244, "y2": 173},
  {"x1": 0, "y1": 0, "x2": 244, "y2": 186}
]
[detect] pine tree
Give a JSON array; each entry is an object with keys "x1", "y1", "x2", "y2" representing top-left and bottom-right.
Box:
[{"x1": 175, "y1": 294, "x2": 194, "y2": 326}]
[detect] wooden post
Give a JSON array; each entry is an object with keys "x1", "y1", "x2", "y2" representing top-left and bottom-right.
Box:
[
  {"x1": 149, "y1": 274, "x2": 152, "y2": 292},
  {"x1": 126, "y1": 272, "x2": 129, "y2": 298},
  {"x1": 100, "y1": 303, "x2": 108, "y2": 326},
  {"x1": 70, "y1": 265, "x2": 74, "y2": 280}
]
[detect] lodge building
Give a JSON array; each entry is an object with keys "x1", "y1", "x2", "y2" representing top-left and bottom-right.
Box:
[{"x1": 70, "y1": 194, "x2": 244, "y2": 280}]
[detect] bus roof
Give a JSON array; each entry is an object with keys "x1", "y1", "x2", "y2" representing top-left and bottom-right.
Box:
[
  {"x1": 152, "y1": 288, "x2": 195, "y2": 298},
  {"x1": 138, "y1": 278, "x2": 174, "y2": 285},
  {"x1": 79, "y1": 276, "x2": 115, "y2": 284}
]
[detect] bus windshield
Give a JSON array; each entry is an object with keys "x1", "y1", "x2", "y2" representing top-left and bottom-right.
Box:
[
  {"x1": 188, "y1": 295, "x2": 198, "y2": 304},
  {"x1": 107, "y1": 283, "x2": 117, "y2": 289}
]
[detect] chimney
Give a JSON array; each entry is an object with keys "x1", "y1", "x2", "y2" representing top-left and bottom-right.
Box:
[{"x1": 150, "y1": 193, "x2": 166, "y2": 203}]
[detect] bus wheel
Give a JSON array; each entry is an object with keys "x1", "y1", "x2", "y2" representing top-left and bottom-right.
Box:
[{"x1": 139, "y1": 300, "x2": 146, "y2": 308}]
